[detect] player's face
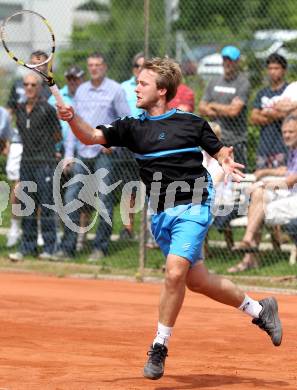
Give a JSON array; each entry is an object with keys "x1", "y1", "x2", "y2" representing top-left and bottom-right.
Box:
[
  {"x1": 87, "y1": 57, "x2": 107, "y2": 81},
  {"x1": 282, "y1": 121, "x2": 297, "y2": 148},
  {"x1": 135, "y1": 69, "x2": 165, "y2": 109},
  {"x1": 30, "y1": 55, "x2": 48, "y2": 74},
  {"x1": 23, "y1": 75, "x2": 41, "y2": 99},
  {"x1": 267, "y1": 63, "x2": 286, "y2": 84}
]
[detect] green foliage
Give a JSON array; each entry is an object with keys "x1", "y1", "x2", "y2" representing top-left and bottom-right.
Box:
[
  {"x1": 175, "y1": 0, "x2": 297, "y2": 43},
  {"x1": 58, "y1": 0, "x2": 167, "y2": 83}
]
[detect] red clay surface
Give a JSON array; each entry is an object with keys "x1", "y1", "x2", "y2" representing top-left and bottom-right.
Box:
[{"x1": 0, "y1": 273, "x2": 296, "y2": 390}]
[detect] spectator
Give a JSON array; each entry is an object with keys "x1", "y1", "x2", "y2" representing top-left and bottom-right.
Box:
[
  {"x1": 121, "y1": 52, "x2": 145, "y2": 117},
  {"x1": 55, "y1": 52, "x2": 130, "y2": 261},
  {"x1": 7, "y1": 50, "x2": 51, "y2": 113},
  {"x1": 229, "y1": 115, "x2": 297, "y2": 272},
  {"x1": 168, "y1": 82, "x2": 195, "y2": 112},
  {"x1": 9, "y1": 73, "x2": 61, "y2": 262},
  {"x1": 202, "y1": 122, "x2": 235, "y2": 250},
  {"x1": 48, "y1": 65, "x2": 85, "y2": 157},
  {"x1": 251, "y1": 53, "x2": 288, "y2": 169},
  {"x1": 0, "y1": 106, "x2": 12, "y2": 154},
  {"x1": 6, "y1": 50, "x2": 51, "y2": 248},
  {"x1": 198, "y1": 45, "x2": 250, "y2": 167},
  {"x1": 48, "y1": 66, "x2": 85, "y2": 249},
  {"x1": 118, "y1": 52, "x2": 145, "y2": 241}
]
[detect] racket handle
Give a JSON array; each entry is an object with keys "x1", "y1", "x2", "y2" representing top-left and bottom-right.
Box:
[{"x1": 49, "y1": 84, "x2": 65, "y2": 106}]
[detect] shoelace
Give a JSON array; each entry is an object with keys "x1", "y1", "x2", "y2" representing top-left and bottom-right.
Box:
[{"x1": 147, "y1": 346, "x2": 168, "y2": 364}]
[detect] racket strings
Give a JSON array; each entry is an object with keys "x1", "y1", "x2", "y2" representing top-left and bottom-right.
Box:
[{"x1": 2, "y1": 12, "x2": 53, "y2": 66}]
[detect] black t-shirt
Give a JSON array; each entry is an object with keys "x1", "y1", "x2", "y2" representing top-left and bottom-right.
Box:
[
  {"x1": 253, "y1": 83, "x2": 288, "y2": 156},
  {"x1": 99, "y1": 109, "x2": 223, "y2": 212},
  {"x1": 16, "y1": 100, "x2": 61, "y2": 164}
]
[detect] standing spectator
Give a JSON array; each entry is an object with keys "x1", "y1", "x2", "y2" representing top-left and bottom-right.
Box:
[
  {"x1": 6, "y1": 50, "x2": 51, "y2": 248},
  {"x1": 251, "y1": 53, "x2": 288, "y2": 169},
  {"x1": 0, "y1": 106, "x2": 12, "y2": 154},
  {"x1": 48, "y1": 65, "x2": 85, "y2": 156},
  {"x1": 9, "y1": 73, "x2": 61, "y2": 261},
  {"x1": 117, "y1": 53, "x2": 145, "y2": 241},
  {"x1": 55, "y1": 52, "x2": 130, "y2": 261},
  {"x1": 7, "y1": 50, "x2": 51, "y2": 113},
  {"x1": 48, "y1": 66, "x2": 85, "y2": 249},
  {"x1": 198, "y1": 45, "x2": 250, "y2": 167},
  {"x1": 168, "y1": 82, "x2": 195, "y2": 112},
  {"x1": 121, "y1": 52, "x2": 145, "y2": 117}
]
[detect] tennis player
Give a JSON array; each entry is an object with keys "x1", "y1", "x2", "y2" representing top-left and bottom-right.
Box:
[{"x1": 57, "y1": 57, "x2": 282, "y2": 380}]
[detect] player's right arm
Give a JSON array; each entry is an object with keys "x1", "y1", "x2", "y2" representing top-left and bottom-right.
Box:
[{"x1": 57, "y1": 104, "x2": 107, "y2": 145}]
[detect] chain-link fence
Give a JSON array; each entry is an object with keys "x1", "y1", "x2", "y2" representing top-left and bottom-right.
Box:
[{"x1": 0, "y1": 0, "x2": 297, "y2": 281}]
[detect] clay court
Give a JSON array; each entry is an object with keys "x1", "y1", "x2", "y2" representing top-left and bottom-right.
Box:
[{"x1": 0, "y1": 272, "x2": 296, "y2": 390}]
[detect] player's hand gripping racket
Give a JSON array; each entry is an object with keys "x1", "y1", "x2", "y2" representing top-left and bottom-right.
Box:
[{"x1": 0, "y1": 9, "x2": 64, "y2": 106}]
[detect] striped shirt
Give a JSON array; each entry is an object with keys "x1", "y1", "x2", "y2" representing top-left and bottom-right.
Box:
[{"x1": 65, "y1": 78, "x2": 130, "y2": 159}]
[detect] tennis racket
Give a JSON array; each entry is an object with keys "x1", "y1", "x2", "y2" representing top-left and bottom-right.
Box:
[{"x1": 0, "y1": 9, "x2": 64, "y2": 105}]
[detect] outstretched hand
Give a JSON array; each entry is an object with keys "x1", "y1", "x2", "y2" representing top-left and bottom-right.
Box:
[
  {"x1": 221, "y1": 146, "x2": 245, "y2": 183},
  {"x1": 56, "y1": 104, "x2": 75, "y2": 122}
]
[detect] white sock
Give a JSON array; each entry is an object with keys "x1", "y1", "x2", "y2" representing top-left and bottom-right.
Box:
[
  {"x1": 238, "y1": 294, "x2": 262, "y2": 318},
  {"x1": 153, "y1": 322, "x2": 173, "y2": 347}
]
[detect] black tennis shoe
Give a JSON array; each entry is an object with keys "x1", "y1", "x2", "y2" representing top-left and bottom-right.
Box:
[
  {"x1": 143, "y1": 343, "x2": 168, "y2": 380},
  {"x1": 252, "y1": 297, "x2": 282, "y2": 346}
]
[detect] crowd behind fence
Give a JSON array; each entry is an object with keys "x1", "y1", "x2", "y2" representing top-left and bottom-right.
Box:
[{"x1": 0, "y1": 0, "x2": 297, "y2": 279}]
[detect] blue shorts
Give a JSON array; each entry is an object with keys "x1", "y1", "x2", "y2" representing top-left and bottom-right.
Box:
[{"x1": 151, "y1": 203, "x2": 212, "y2": 266}]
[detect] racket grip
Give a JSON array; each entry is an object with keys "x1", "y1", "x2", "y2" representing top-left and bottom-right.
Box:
[{"x1": 49, "y1": 84, "x2": 65, "y2": 106}]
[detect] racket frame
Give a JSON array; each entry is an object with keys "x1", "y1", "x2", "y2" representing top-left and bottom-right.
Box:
[{"x1": 0, "y1": 9, "x2": 64, "y2": 105}]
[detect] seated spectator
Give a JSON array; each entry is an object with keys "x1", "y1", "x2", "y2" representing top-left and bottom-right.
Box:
[
  {"x1": 9, "y1": 73, "x2": 61, "y2": 262},
  {"x1": 251, "y1": 53, "x2": 288, "y2": 170},
  {"x1": 202, "y1": 122, "x2": 235, "y2": 250},
  {"x1": 229, "y1": 115, "x2": 297, "y2": 272}
]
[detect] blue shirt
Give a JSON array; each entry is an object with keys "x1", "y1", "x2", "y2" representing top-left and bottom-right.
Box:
[
  {"x1": 65, "y1": 78, "x2": 130, "y2": 159},
  {"x1": 121, "y1": 76, "x2": 143, "y2": 118},
  {"x1": 48, "y1": 85, "x2": 74, "y2": 151}
]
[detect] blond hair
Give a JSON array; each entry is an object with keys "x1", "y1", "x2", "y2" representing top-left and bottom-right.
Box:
[{"x1": 143, "y1": 57, "x2": 182, "y2": 102}]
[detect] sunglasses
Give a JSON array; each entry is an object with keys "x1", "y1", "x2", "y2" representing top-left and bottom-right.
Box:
[
  {"x1": 24, "y1": 82, "x2": 37, "y2": 87},
  {"x1": 133, "y1": 63, "x2": 142, "y2": 69}
]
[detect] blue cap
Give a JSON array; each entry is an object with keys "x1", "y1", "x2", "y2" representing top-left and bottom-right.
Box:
[{"x1": 221, "y1": 46, "x2": 240, "y2": 61}]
